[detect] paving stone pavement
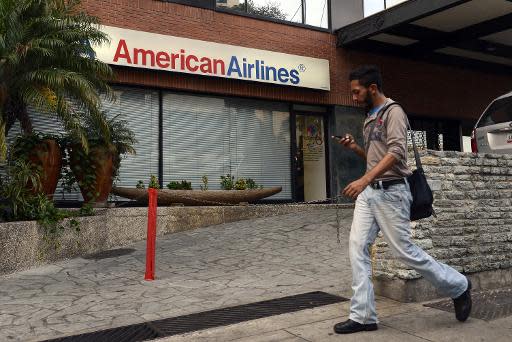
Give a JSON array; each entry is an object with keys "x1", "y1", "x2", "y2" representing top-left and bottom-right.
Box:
[
  {"x1": 154, "y1": 299, "x2": 512, "y2": 342},
  {"x1": 0, "y1": 209, "x2": 356, "y2": 342}
]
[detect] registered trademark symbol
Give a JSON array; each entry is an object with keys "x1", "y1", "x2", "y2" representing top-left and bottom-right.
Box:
[{"x1": 298, "y1": 64, "x2": 306, "y2": 72}]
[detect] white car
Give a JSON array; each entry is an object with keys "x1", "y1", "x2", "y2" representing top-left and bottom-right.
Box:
[{"x1": 472, "y1": 91, "x2": 512, "y2": 154}]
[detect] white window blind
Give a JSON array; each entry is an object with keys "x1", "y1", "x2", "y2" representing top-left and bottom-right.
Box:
[
  {"x1": 102, "y1": 86, "x2": 159, "y2": 190},
  {"x1": 162, "y1": 93, "x2": 291, "y2": 199}
]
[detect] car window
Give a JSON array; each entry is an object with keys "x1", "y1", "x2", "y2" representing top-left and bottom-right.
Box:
[{"x1": 478, "y1": 96, "x2": 512, "y2": 128}]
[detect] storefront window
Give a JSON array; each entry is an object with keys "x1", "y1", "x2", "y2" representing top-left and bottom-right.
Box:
[
  {"x1": 162, "y1": 93, "x2": 292, "y2": 200},
  {"x1": 217, "y1": 0, "x2": 328, "y2": 29}
]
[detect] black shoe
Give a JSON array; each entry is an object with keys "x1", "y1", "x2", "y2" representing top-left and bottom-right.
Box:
[
  {"x1": 333, "y1": 319, "x2": 378, "y2": 334},
  {"x1": 453, "y1": 277, "x2": 472, "y2": 322}
]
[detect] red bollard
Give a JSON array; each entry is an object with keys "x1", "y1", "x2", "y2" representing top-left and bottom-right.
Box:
[{"x1": 145, "y1": 188, "x2": 157, "y2": 280}]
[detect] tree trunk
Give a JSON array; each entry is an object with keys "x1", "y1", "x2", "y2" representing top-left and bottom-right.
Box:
[
  {"x1": 3, "y1": 97, "x2": 32, "y2": 135},
  {"x1": 0, "y1": 119, "x2": 6, "y2": 162},
  {"x1": 18, "y1": 105, "x2": 33, "y2": 135},
  {"x1": 0, "y1": 85, "x2": 6, "y2": 161}
]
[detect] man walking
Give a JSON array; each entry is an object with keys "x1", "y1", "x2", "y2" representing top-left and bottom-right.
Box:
[{"x1": 334, "y1": 65, "x2": 472, "y2": 334}]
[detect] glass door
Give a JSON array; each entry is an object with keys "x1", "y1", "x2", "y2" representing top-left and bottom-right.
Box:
[{"x1": 294, "y1": 114, "x2": 327, "y2": 202}]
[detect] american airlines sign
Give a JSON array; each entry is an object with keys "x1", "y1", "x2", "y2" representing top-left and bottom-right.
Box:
[{"x1": 95, "y1": 26, "x2": 330, "y2": 90}]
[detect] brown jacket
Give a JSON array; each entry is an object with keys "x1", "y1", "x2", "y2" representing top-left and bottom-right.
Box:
[{"x1": 363, "y1": 99, "x2": 412, "y2": 181}]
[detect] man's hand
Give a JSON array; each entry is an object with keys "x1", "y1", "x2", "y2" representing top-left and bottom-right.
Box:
[
  {"x1": 333, "y1": 134, "x2": 358, "y2": 150},
  {"x1": 342, "y1": 176, "x2": 371, "y2": 200},
  {"x1": 333, "y1": 134, "x2": 366, "y2": 161}
]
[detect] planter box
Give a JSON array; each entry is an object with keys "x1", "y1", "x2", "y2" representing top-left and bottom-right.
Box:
[{"x1": 112, "y1": 186, "x2": 282, "y2": 205}]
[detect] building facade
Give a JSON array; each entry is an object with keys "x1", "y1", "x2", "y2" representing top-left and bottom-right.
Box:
[{"x1": 23, "y1": 0, "x2": 512, "y2": 203}]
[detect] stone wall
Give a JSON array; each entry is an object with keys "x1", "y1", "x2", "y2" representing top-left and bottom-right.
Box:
[{"x1": 373, "y1": 150, "x2": 512, "y2": 302}]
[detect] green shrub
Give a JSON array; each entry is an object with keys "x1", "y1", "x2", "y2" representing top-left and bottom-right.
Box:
[
  {"x1": 234, "y1": 178, "x2": 247, "y2": 190},
  {"x1": 200, "y1": 175, "x2": 208, "y2": 191},
  {"x1": 166, "y1": 180, "x2": 192, "y2": 190},
  {"x1": 246, "y1": 178, "x2": 258, "y2": 189},
  {"x1": 0, "y1": 160, "x2": 88, "y2": 250},
  {"x1": 220, "y1": 174, "x2": 235, "y2": 190},
  {"x1": 221, "y1": 175, "x2": 262, "y2": 190},
  {"x1": 148, "y1": 175, "x2": 160, "y2": 189}
]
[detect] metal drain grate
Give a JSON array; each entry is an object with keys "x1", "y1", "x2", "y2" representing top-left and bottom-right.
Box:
[
  {"x1": 82, "y1": 248, "x2": 136, "y2": 260},
  {"x1": 424, "y1": 288, "x2": 512, "y2": 321},
  {"x1": 43, "y1": 323, "x2": 158, "y2": 342},
  {"x1": 150, "y1": 291, "x2": 346, "y2": 336},
  {"x1": 42, "y1": 291, "x2": 347, "y2": 342}
]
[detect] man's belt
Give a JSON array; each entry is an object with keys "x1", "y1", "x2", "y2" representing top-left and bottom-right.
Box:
[{"x1": 370, "y1": 178, "x2": 406, "y2": 190}]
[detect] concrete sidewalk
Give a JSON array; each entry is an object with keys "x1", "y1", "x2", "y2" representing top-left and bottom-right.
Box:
[
  {"x1": 0, "y1": 209, "x2": 353, "y2": 341},
  {"x1": 155, "y1": 296, "x2": 512, "y2": 342},
  {"x1": 0, "y1": 208, "x2": 510, "y2": 342}
]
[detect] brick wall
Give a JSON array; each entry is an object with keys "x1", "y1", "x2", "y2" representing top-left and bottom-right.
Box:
[
  {"x1": 82, "y1": 0, "x2": 512, "y2": 121},
  {"x1": 375, "y1": 151, "x2": 512, "y2": 282}
]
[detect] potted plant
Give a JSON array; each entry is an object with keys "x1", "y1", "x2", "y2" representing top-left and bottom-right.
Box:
[
  {"x1": 65, "y1": 113, "x2": 136, "y2": 206},
  {"x1": 11, "y1": 133, "x2": 62, "y2": 199}
]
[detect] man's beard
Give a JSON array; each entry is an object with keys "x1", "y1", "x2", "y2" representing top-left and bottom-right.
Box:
[{"x1": 363, "y1": 92, "x2": 374, "y2": 111}]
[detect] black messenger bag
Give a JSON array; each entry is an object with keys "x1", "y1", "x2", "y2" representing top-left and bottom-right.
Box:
[
  {"x1": 406, "y1": 123, "x2": 434, "y2": 221},
  {"x1": 368, "y1": 102, "x2": 434, "y2": 221}
]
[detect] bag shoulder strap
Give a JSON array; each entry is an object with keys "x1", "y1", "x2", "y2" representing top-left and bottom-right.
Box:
[
  {"x1": 366, "y1": 102, "x2": 423, "y2": 171},
  {"x1": 365, "y1": 102, "x2": 391, "y2": 155}
]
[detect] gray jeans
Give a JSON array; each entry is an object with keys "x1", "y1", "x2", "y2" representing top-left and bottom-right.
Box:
[{"x1": 348, "y1": 181, "x2": 468, "y2": 324}]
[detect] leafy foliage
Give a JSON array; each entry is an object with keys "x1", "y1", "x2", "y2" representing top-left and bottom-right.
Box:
[
  {"x1": 246, "y1": 178, "x2": 258, "y2": 189},
  {"x1": 248, "y1": 0, "x2": 287, "y2": 20},
  {"x1": 61, "y1": 112, "x2": 136, "y2": 201},
  {"x1": 148, "y1": 175, "x2": 160, "y2": 189},
  {"x1": 11, "y1": 132, "x2": 62, "y2": 162},
  {"x1": 232, "y1": 0, "x2": 287, "y2": 21},
  {"x1": 73, "y1": 111, "x2": 137, "y2": 177},
  {"x1": 221, "y1": 174, "x2": 262, "y2": 190},
  {"x1": 66, "y1": 145, "x2": 103, "y2": 201},
  {"x1": 200, "y1": 175, "x2": 208, "y2": 191},
  {"x1": 220, "y1": 173, "x2": 235, "y2": 190},
  {"x1": 0, "y1": 159, "x2": 87, "y2": 249},
  {"x1": 234, "y1": 178, "x2": 247, "y2": 190},
  {"x1": 166, "y1": 180, "x2": 192, "y2": 190},
  {"x1": 0, "y1": 160, "x2": 42, "y2": 218},
  {"x1": 0, "y1": 0, "x2": 114, "y2": 160}
]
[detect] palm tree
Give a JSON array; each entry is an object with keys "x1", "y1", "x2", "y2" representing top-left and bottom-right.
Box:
[{"x1": 0, "y1": 0, "x2": 114, "y2": 160}]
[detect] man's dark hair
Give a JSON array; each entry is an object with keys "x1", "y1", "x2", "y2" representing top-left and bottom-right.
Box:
[{"x1": 349, "y1": 65, "x2": 383, "y2": 91}]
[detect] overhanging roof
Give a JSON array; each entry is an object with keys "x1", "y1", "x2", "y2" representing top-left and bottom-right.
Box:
[{"x1": 336, "y1": 0, "x2": 512, "y2": 74}]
